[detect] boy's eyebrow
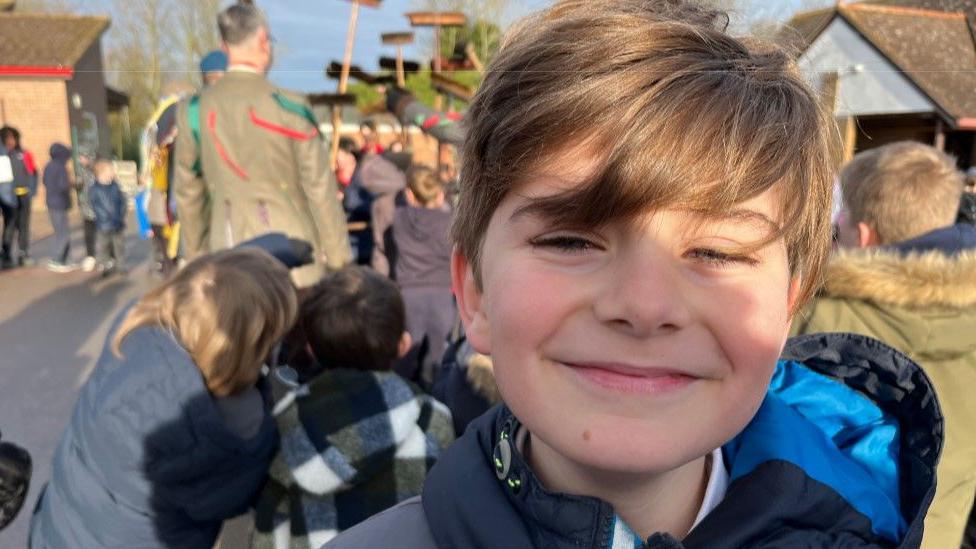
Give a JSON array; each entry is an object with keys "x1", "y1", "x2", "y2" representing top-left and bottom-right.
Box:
[
  {"x1": 705, "y1": 209, "x2": 781, "y2": 232},
  {"x1": 509, "y1": 195, "x2": 567, "y2": 223},
  {"x1": 509, "y1": 195, "x2": 780, "y2": 232}
]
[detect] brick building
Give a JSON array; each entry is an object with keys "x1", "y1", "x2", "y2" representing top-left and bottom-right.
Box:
[{"x1": 0, "y1": 10, "x2": 125, "y2": 206}]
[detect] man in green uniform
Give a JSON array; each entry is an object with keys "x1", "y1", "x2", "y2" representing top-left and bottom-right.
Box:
[
  {"x1": 170, "y1": 51, "x2": 226, "y2": 271},
  {"x1": 175, "y1": 4, "x2": 350, "y2": 287}
]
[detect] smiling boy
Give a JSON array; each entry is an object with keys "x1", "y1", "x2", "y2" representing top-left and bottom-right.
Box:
[{"x1": 325, "y1": 1, "x2": 942, "y2": 547}]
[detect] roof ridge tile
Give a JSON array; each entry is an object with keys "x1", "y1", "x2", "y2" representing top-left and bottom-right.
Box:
[{"x1": 843, "y1": 3, "x2": 967, "y2": 20}]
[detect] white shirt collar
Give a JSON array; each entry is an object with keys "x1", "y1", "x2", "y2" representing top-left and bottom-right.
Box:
[
  {"x1": 228, "y1": 64, "x2": 261, "y2": 74},
  {"x1": 692, "y1": 447, "x2": 728, "y2": 529}
]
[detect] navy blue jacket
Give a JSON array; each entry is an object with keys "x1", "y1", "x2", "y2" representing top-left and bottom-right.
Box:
[
  {"x1": 327, "y1": 333, "x2": 943, "y2": 548},
  {"x1": 89, "y1": 180, "x2": 127, "y2": 232},
  {"x1": 42, "y1": 144, "x2": 72, "y2": 211},
  {"x1": 957, "y1": 193, "x2": 976, "y2": 226},
  {"x1": 29, "y1": 311, "x2": 278, "y2": 549},
  {"x1": 889, "y1": 223, "x2": 976, "y2": 257}
]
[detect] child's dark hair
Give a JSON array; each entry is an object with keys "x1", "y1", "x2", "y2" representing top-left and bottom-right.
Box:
[
  {"x1": 338, "y1": 136, "x2": 361, "y2": 162},
  {"x1": 302, "y1": 265, "x2": 405, "y2": 371},
  {"x1": 0, "y1": 431, "x2": 31, "y2": 531},
  {"x1": 338, "y1": 136, "x2": 358, "y2": 153},
  {"x1": 0, "y1": 126, "x2": 20, "y2": 148}
]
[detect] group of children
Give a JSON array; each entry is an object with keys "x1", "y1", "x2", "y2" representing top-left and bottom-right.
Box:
[
  {"x1": 39, "y1": 151, "x2": 127, "y2": 276},
  {"x1": 22, "y1": 0, "x2": 957, "y2": 548},
  {"x1": 337, "y1": 127, "x2": 457, "y2": 384}
]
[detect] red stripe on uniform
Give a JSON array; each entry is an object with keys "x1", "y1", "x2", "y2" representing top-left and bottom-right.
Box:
[
  {"x1": 421, "y1": 115, "x2": 441, "y2": 130},
  {"x1": 249, "y1": 108, "x2": 318, "y2": 140},
  {"x1": 207, "y1": 110, "x2": 249, "y2": 180}
]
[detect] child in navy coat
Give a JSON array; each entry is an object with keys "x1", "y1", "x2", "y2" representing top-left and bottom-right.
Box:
[{"x1": 89, "y1": 159, "x2": 128, "y2": 275}]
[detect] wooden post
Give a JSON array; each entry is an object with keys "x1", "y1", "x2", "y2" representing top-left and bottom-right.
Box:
[
  {"x1": 824, "y1": 70, "x2": 857, "y2": 163},
  {"x1": 405, "y1": 12, "x2": 466, "y2": 74},
  {"x1": 382, "y1": 32, "x2": 416, "y2": 146},
  {"x1": 396, "y1": 46, "x2": 406, "y2": 87},
  {"x1": 398, "y1": 55, "x2": 408, "y2": 145},
  {"x1": 330, "y1": 0, "x2": 361, "y2": 168},
  {"x1": 843, "y1": 116, "x2": 857, "y2": 162},
  {"x1": 433, "y1": 24, "x2": 442, "y2": 73},
  {"x1": 935, "y1": 119, "x2": 946, "y2": 151},
  {"x1": 464, "y1": 42, "x2": 484, "y2": 74},
  {"x1": 381, "y1": 32, "x2": 415, "y2": 88}
]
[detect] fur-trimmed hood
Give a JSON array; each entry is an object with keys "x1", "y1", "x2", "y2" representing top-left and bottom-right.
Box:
[
  {"x1": 823, "y1": 249, "x2": 976, "y2": 309},
  {"x1": 812, "y1": 234, "x2": 976, "y2": 359},
  {"x1": 465, "y1": 353, "x2": 501, "y2": 405}
]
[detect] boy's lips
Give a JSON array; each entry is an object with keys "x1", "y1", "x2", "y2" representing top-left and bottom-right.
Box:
[{"x1": 560, "y1": 361, "x2": 700, "y2": 394}]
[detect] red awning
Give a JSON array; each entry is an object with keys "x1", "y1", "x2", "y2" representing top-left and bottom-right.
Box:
[{"x1": 0, "y1": 65, "x2": 73, "y2": 78}]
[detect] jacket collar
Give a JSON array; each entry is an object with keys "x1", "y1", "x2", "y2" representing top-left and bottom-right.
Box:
[
  {"x1": 422, "y1": 334, "x2": 941, "y2": 548},
  {"x1": 423, "y1": 406, "x2": 620, "y2": 549},
  {"x1": 889, "y1": 223, "x2": 976, "y2": 256}
]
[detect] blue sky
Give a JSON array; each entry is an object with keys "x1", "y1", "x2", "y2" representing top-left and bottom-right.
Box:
[
  {"x1": 258, "y1": 0, "x2": 821, "y2": 92},
  {"x1": 75, "y1": 0, "x2": 549, "y2": 92},
  {"x1": 262, "y1": 0, "x2": 550, "y2": 92},
  {"x1": 78, "y1": 0, "x2": 826, "y2": 93}
]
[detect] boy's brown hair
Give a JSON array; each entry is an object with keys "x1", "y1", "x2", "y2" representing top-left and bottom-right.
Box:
[
  {"x1": 453, "y1": 0, "x2": 836, "y2": 309},
  {"x1": 840, "y1": 141, "x2": 963, "y2": 245},
  {"x1": 302, "y1": 265, "x2": 405, "y2": 371},
  {"x1": 407, "y1": 165, "x2": 443, "y2": 206}
]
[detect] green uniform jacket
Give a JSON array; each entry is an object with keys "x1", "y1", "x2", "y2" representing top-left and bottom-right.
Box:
[
  {"x1": 173, "y1": 93, "x2": 204, "y2": 231},
  {"x1": 792, "y1": 248, "x2": 976, "y2": 549},
  {"x1": 175, "y1": 69, "x2": 351, "y2": 287}
]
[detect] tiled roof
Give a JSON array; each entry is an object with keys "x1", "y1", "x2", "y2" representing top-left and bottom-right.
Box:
[
  {"x1": 781, "y1": 2, "x2": 976, "y2": 119},
  {"x1": 778, "y1": 7, "x2": 836, "y2": 55},
  {"x1": 865, "y1": 0, "x2": 976, "y2": 19},
  {"x1": 0, "y1": 12, "x2": 109, "y2": 69}
]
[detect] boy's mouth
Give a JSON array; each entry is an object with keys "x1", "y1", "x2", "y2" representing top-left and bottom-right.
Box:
[{"x1": 561, "y1": 361, "x2": 699, "y2": 394}]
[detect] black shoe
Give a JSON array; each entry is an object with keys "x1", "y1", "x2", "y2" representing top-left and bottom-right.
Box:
[{"x1": 0, "y1": 258, "x2": 12, "y2": 270}]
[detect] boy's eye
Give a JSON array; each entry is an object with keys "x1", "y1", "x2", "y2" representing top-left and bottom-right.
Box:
[
  {"x1": 530, "y1": 235, "x2": 599, "y2": 253},
  {"x1": 685, "y1": 248, "x2": 758, "y2": 267}
]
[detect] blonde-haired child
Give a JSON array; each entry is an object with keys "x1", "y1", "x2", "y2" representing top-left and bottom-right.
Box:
[
  {"x1": 89, "y1": 159, "x2": 128, "y2": 276},
  {"x1": 31, "y1": 247, "x2": 297, "y2": 548}
]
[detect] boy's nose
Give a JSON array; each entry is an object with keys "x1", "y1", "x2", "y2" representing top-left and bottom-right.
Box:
[{"x1": 592, "y1": 248, "x2": 692, "y2": 338}]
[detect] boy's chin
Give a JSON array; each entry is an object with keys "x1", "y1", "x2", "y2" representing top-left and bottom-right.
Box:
[{"x1": 528, "y1": 413, "x2": 737, "y2": 477}]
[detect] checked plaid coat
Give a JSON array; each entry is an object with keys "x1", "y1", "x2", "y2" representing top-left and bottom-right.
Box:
[{"x1": 253, "y1": 369, "x2": 454, "y2": 548}]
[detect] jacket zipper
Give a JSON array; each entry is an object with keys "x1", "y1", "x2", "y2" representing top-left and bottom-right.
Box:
[{"x1": 598, "y1": 503, "x2": 615, "y2": 549}]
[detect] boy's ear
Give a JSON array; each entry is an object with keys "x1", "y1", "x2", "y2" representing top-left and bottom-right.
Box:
[
  {"x1": 397, "y1": 331, "x2": 412, "y2": 359},
  {"x1": 404, "y1": 188, "x2": 418, "y2": 207},
  {"x1": 857, "y1": 221, "x2": 881, "y2": 248},
  {"x1": 452, "y1": 249, "x2": 491, "y2": 355},
  {"x1": 786, "y1": 276, "x2": 803, "y2": 337},
  {"x1": 786, "y1": 276, "x2": 803, "y2": 316}
]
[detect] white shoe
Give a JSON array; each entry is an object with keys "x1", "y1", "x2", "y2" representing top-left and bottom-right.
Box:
[
  {"x1": 81, "y1": 256, "x2": 96, "y2": 272},
  {"x1": 45, "y1": 260, "x2": 76, "y2": 273}
]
